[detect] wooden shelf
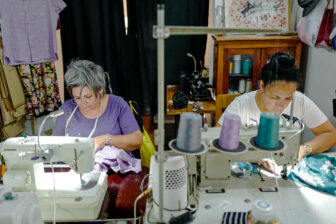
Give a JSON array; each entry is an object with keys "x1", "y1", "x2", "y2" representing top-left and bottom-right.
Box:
[
  {"x1": 213, "y1": 35, "x2": 302, "y2": 95},
  {"x1": 229, "y1": 74, "x2": 252, "y2": 78}
]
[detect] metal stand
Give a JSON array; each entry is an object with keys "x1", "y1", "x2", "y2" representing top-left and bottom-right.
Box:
[{"x1": 153, "y1": 4, "x2": 282, "y2": 223}]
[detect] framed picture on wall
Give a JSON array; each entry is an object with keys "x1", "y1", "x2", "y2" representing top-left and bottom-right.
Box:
[{"x1": 224, "y1": 0, "x2": 291, "y2": 31}]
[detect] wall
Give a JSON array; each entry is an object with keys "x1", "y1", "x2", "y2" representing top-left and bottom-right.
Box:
[{"x1": 301, "y1": 46, "x2": 336, "y2": 151}]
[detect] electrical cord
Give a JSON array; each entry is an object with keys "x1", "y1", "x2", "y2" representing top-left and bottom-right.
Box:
[
  {"x1": 133, "y1": 187, "x2": 152, "y2": 224},
  {"x1": 140, "y1": 173, "x2": 150, "y2": 192},
  {"x1": 51, "y1": 161, "x2": 57, "y2": 224}
]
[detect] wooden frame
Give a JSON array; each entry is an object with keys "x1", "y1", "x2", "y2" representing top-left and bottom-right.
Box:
[{"x1": 224, "y1": 0, "x2": 291, "y2": 31}]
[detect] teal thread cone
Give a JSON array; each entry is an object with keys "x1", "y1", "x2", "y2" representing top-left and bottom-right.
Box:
[{"x1": 256, "y1": 112, "x2": 280, "y2": 149}]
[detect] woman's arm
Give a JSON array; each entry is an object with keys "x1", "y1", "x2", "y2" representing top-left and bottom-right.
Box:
[
  {"x1": 298, "y1": 120, "x2": 336, "y2": 160},
  {"x1": 93, "y1": 130, "x2": 143, "y2": 152}
]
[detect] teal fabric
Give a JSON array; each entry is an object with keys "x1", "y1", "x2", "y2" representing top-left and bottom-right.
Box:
[{"x1": 287, "y1": 154, "x2": 336, "y2": 195}]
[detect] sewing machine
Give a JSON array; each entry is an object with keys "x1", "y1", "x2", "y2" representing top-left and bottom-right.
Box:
[
  {"x1": 148, "y1": 126, "x2": 336, "y2": 224},
  {"x1": 195, "y1": 126, "x2": 301, "y2": 188},
  {"x1": 146, "y1": 125, "x2": 307, "y2": 223},
  {"x1": 0, "y1": 136, "x2": 107, "y2": 222}
]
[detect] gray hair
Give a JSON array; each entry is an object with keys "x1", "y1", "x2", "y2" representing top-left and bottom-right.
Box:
[{"x1": 64, "y1": 59, "x2": 106, "y2": 96}]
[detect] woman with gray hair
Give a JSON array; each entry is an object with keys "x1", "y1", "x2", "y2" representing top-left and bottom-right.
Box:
[{"x1": 53, "y1": 60, "x2": 143, "y2": 172}]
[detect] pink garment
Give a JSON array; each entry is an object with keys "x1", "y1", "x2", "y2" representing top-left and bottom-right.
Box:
[{"x1": 94, "y1": 145, "x2": 142, "y2": 174}]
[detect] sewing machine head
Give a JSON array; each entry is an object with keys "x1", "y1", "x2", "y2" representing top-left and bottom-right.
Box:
[
  {"x1": 193, "y1": 126, "x2": 302, "y2": 188},
  {"x1": 0, "y1": 136, "x2": 95, "y2": 191}
]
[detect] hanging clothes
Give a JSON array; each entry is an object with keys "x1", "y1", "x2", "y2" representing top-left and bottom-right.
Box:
[
  {"x1": 0, "y1": 0, "x2": 66, "y2": 65},
  {"x1": 16, "y1": 62, "x2": 62, "y2": 117}
]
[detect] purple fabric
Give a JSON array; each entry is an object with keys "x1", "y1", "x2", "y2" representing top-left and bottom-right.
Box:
[
  {"x1": 53, "y1": 94, "x2": 140, "y2": 137},
  {"x1": 94, "y1": 146, "x2": 142, "y2": 173},
  {"x1": 0, "y1": 0, "x2": 66, "y2": 65}
]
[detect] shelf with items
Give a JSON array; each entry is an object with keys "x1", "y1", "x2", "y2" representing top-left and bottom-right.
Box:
[{"x1": 212, "y1": 35, "x2": 302, "y2": 95}]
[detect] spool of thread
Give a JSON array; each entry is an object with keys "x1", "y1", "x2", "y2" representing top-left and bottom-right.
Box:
[
  {"x1": 250, "y1": 200, "x2": 275, "y2": 224},
  {"x1": 229, "y1": 61, "x2": 233, "y2": 74},
  {"x1": 256, "y1": 112, "x2": 280, "y2": 149},
  {"x1": 176, "y1": 112, "x2": 202, "y2": 152},
  {"x1": 242, "y1": 59, "x2": 251, "y2": 74},
  {"x1": 238, "y1": 79, "x2": 246, "y2": 93},
  {"x1": 245, "y1": 79, "x2": 252, "y2": 92},
  {"x1": 218, "y1": 112, "x2": 241, "y2": 150},
  {"x1": 233, "y1": 55, "x2": 241, "y2": 74}
]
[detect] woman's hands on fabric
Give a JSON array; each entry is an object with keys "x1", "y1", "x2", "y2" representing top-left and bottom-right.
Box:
[
  {"x1": 257, "y1": 160, "x2": 276, "y2": 174},
  {"x1": 93, "y1": 135, "x2": 109, "y2": 152},
  {"x1": 298, "y1": 145, "x2": 307, "y2": 162}
]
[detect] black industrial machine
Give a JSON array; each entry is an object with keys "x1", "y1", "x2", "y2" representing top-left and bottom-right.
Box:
[{"x1": 183, "y1": 53, "x2": 213, "y2": 101}]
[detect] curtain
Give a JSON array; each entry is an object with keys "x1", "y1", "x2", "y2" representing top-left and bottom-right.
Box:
[
  {"x1": 60, "y1": 0, "x2": 130, "y2": 100},
  {"x1": 127, "y1": 0, "x2": 209, "y2": 115},
  {"x1": 60, "y1": 0, "x2": 209, "y2": 115}
]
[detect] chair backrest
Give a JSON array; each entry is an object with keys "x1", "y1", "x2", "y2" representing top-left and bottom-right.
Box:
[{"x1": 215, "y1": 94, "x2": 240, "y2": 123}]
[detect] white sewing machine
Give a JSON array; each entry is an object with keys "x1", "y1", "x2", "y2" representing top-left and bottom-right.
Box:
[
  {"x1": 166, "y1": 126, "x2": 336, "y2": 224},
  {"x1": 0, "y1": 136, "x2": 107, "y2": 222},
  {"x1": 195, "y1": 126, "x2": 301, "y2": 188}
]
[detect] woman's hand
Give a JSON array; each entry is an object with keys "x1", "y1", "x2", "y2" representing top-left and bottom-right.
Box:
[
  {"x1": 298, "y1": 145, "x2": 307, "y2": 161},
  {"x1": 93, "y1": 135, "x2": 109, "y2": 152}
]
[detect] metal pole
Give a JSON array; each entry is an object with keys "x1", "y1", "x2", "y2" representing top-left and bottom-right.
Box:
[{"x1": 157, "y1": 4, "x2": 165, "y2": 223}]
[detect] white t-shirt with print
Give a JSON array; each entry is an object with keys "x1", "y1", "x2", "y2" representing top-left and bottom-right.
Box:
[{"x1": 217, "y1": 91, "x2": 327, "y2": 129}]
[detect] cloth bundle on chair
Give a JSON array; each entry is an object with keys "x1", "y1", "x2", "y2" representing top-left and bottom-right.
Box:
[{"x1": 129, "y1": 101, "x2": 155, "y2": 168}]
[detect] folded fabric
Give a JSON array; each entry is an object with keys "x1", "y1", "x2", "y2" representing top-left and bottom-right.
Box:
[
  {"x1": 287, "y1": 154, "x2": 336, "y2": 195},
  {"x1": 94, "y1": 145, "x2": 142, "y2": 174}
]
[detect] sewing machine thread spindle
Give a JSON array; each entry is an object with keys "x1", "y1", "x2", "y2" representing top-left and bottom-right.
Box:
[
  {"x1": 219, "y1": 112, "x2": 241, "y2": 150},
  {"x1": 256, "y1": 112, "x2": 280, "y2": 149},
  {"x1": 176, "y1": 112, "x2": 202, "y2": 153}
]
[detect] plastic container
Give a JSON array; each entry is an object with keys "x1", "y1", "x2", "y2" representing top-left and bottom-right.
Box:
[
  {"x1": 233, "y1": 55, "x2": 242, "y2": 74},
  {"x1": 238, "y1": 79, "x2": 246, "y2": 93},
  {"x1": 243, "y1": 59, "x2": 251, "y2": 74},
  {"x1": 249, "y1": 199, "x2": 276, "y2": 224}
]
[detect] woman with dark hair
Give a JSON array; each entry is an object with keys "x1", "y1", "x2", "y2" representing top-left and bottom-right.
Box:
[{"x1": 217, "y1": 52, "x2": 336, "y2": 161}]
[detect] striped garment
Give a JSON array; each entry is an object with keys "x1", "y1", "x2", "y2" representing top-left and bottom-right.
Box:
[{"x1": 222, "y1": 211, "x2": 249, "y2": 224}]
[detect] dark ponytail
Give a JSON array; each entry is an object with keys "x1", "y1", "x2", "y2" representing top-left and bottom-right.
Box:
[{"x1": 261, "y1": 52, "x2": 301, "y2": 87}]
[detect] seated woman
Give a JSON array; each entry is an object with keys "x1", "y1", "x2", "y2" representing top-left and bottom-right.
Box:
[
  {"x1": 216, "y1": 52, "x2": 336, "y2": 165},
  {"x1": 53, "y1": 60, "x2": 143, "y2": 173}
]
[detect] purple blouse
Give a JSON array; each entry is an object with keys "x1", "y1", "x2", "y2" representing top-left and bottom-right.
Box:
[
  {"x1": 0, "y1": 0, "x2": 66, "y2": 65},
  {"x1": 53, "y1": 94, "x2": 140, "y2": 138}
]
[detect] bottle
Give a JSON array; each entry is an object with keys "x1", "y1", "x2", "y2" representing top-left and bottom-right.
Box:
[
  {"x1": 229, "y1": 61, "x2": 233, "y2": 75},
  {"x1": 248, "y1": 200, "x2": 277, "y2": 224},
  {"x1": 233, "y1": 55, "x2": 242, "y2": 74},
  {"x1": 243, "y1": 58, "x2": 251, "y2": 74},
  {"x1": 238, "y1": 79, "x2": 246, "y2": 93},
  {"x1": 246, "y1": 79, "x2": 252, "y2": 92}
]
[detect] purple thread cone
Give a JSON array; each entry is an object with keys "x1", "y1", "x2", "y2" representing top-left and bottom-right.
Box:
[{"x1": 219, "y1": 113, "x2": 241, "y2": 150}]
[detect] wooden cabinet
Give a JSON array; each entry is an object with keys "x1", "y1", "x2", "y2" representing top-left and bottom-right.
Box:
[{"x1": 213, "y1": 35, "x2": 302, "y2": 95}]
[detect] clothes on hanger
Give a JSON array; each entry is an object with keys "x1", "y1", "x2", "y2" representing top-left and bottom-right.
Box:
[
  {"x1": 16, "y1": 62, "x2": 62, "y2": 117},
  {"x1": 0, "y1": 0, "x2": 66, "y2": 65}
]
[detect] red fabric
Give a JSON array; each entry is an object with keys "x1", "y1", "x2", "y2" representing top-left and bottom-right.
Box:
[{"x1": 315, "y1": 0, "x2": 335, "y2": 47}]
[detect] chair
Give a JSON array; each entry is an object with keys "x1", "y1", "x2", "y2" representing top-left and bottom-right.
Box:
[{"x1": 215, "y1": 94, "x2": 240, "y2": 123}]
